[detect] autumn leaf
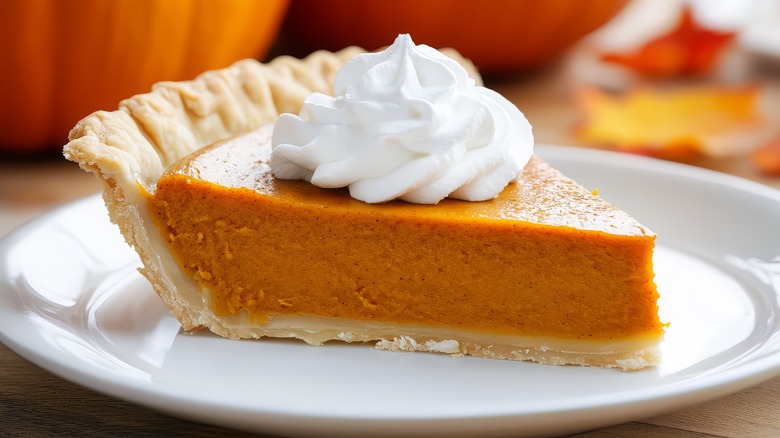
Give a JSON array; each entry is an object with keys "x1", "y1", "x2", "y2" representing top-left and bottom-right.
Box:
[
  {"x1": 600, "y1": 6, "x2": 736, "y2": 77},
  {"x1": 574, "y1": 86, "x2": 762, "y2": 160},
  {"x1": 751, "y1": 134, "x2": 780, "y2": 175}
]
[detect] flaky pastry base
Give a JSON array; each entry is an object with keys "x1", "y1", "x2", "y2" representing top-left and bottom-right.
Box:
[{"x1": 64, "y1": 49, "x2": 658, "y2": 371}]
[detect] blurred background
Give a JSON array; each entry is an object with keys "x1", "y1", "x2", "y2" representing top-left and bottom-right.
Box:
[{"x1": 1, "y1": 0, "x2": 779, "y2": 227}]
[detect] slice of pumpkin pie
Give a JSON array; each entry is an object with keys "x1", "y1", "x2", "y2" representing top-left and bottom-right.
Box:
[{"x1": 64, "y1": 35, "x2": 664, "y2": 371}]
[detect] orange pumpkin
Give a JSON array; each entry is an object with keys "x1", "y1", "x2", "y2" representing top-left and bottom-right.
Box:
[
  {"x1": 282, "y1": 0, "x2": 626, "y2": 75},
  {"x1": 0, "y1": 0, "x2": 289, "y2": 154}
]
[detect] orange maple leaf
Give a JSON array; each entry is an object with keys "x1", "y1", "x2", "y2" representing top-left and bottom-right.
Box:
[
  {"x1": 574, "y1": 86, "x2": 762, "y2": 160},
  {"x1": 751, "y1": 134, "x2": 780, "y2": 175},
  {"x1": 600, "y1": 6, "x2": 736, "y2": 77}
]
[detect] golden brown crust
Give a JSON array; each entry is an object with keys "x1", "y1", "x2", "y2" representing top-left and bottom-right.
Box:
[{"x1": 215, "y1": 313, "x2": 661, "y2": 371}]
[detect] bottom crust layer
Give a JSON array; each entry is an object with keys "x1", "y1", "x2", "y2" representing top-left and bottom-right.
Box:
[{"x1": 201, "y1": 313, "x2": 662, "y2": 372}]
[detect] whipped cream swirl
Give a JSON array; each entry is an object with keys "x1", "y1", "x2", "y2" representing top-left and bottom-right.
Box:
[{"x1": 270, "y1": 34, "x2": 534, "y2": 204}]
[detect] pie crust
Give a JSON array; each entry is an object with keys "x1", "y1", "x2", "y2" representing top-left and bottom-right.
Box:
[{"x1": 64, "y1": 49, "x2": 661, "y2": 371}]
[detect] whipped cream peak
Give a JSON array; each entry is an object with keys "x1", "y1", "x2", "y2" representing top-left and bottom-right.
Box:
[{"x1": 270, "y1": 33, "x2": 534, "y2": 204}]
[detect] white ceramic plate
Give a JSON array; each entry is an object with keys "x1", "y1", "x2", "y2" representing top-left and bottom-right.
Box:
[{"x1": 2, "y1": 145, "x2": 780, "y2": 437}]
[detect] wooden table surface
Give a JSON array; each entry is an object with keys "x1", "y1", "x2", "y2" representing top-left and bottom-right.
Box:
[{"x1": 3, "y1": 8, "x2": 780, "y2": 437}]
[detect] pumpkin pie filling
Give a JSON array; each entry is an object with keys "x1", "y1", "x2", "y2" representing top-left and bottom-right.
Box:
[{"x1": 145, "y1": 126, "x2": 663, "y2": 366}]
